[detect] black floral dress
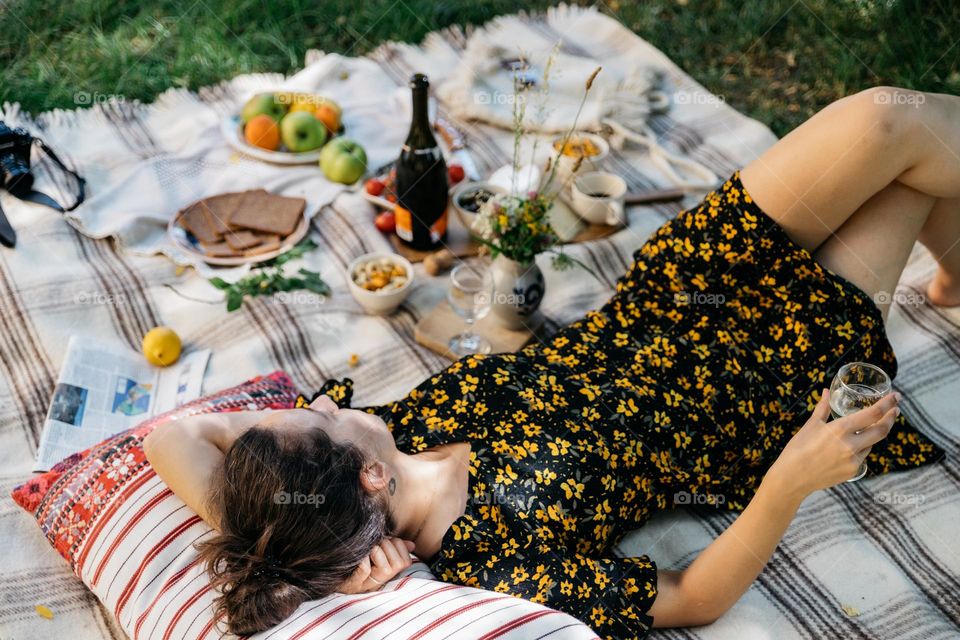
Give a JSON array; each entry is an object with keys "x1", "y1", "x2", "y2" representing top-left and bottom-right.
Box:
[{"x1": 301, "y1": 172, "x2": 943, "y2": 639}]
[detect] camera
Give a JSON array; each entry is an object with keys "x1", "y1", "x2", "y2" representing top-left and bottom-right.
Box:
[
  {"x1": 0, "y1": 120, "x2": 85, "y2": 248},
  {"x1": 0, "y1": 121, "x2": 35, "y2": 196}
]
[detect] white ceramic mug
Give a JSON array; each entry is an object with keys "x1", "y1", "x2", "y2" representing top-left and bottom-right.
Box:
[{"x1": 571, "y1": 172, "x2": 627, "y2": 226}]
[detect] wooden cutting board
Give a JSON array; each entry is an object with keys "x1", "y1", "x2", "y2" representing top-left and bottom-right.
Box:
[
  {"x1": 414, "y1": 300, "x2": 543, "y2": 359},
  {"x1": 390, "y1": 207, "x2": 481, "y2": 263}
]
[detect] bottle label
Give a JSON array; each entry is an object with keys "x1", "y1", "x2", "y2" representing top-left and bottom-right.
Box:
[
  {"x1": 394, "y1": 206, "x2": 448, "y2": 244},
  {"x1": 429, "y1": 209, "x2": 448, "y2": 243},
  {"x1": 395, "y1": 205, "x2": 414, "y2": 242}
]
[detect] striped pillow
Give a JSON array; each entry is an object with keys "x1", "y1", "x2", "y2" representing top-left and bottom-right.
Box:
[{"x1": 12, "y1": 372, "x2": 597, "y2": 639}]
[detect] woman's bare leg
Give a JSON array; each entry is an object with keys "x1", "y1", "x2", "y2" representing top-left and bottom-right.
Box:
[
  {"x1": 919, "y1": 197, "x2": 960, "y2": 306},
  {"x1": 814, "y1": 182, "x2": 935, "y2": 320},
  {"x1": 740, "y1": 86, "x2": 960, "y2": 310}
]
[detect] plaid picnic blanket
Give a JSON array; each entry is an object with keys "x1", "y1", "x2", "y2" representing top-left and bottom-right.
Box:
[{"x1": 1, "y1": 5, "x2": 957, "y2": 639}]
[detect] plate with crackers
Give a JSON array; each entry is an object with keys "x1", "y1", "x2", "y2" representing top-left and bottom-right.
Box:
[{"x1": 169, "y1": 189, "x2": 310, "y2": 266}]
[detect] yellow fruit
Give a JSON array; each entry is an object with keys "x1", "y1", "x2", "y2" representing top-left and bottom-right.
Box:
[
  {"x1": 142, "y1": 327, "x2": 182, "y2": 367},
  {"x1": 287, "y1": 93, "x2": 322, "y2": 112},
  {"x1": 288, "y1": 98, "x2": 317, "y2": 114}
]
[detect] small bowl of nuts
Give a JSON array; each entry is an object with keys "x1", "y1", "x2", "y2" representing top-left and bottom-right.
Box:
[{"x1": 346, "y1": 252, "x2": 414, "y2": 315}]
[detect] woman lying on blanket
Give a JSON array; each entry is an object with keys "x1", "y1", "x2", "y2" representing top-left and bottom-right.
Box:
[{"x1": 145, "y1": 87, "x2": 952, "y2": 638}]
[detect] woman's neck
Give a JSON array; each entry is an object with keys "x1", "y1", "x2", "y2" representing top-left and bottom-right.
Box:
[{"x1": 387, "y1": 444, "x2": 471, "y2": 558}]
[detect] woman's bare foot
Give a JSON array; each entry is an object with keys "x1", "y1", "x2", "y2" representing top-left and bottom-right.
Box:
[{"x1": 927, "y1": 268, "x2": 960, "y2": 307}]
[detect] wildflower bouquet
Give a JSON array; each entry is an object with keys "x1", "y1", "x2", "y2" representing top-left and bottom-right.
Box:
[{"x1": 471, "y1": 61, "x2": 601, "y2": 274}]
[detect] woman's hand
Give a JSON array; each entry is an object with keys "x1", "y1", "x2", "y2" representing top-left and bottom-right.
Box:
[
  {"x1": 769, "y1": 388, "x2": 900, "y2": 498},
  {"x1": 337, "y1": 537, "x2": 417, "y2": 594}
]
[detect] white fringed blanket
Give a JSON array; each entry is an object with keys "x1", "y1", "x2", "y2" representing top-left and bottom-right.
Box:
[{"x1": 1, "y1": 5, "x2": 957, "y2": 639}]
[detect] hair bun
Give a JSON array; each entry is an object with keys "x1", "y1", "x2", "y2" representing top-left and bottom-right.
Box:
[
  {"x1": 199, "y1": 535, "x2": 308, "y2": 635},
  {"x1": 251, "y1": 553, "x2": 282, "y2": 580}
]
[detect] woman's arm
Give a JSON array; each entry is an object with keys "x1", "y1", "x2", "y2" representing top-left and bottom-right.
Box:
[
  {"x1": 650, "y1": 388, "x2": 900, "y2": 626},
  {"x1": 142, "y1": 410, "x2": 273, "y2": 529}
]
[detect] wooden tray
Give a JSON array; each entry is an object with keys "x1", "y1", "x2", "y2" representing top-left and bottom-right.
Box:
[
  {"x1": 414, "y1": 300, "x2": 543, "y2": 359},
  {"x1": 390, "y1": 208, "x2": 481, "y2": 263}
]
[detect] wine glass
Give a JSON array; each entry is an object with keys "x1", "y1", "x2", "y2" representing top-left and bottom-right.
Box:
[
  {"x1": 828, "y1": 361, "x2": 892, "y2": 482},
  {"x1": 448, "y1": 261, "x2": 494, "y2": 356}
]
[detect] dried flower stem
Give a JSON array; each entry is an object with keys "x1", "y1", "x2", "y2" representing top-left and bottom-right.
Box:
[{"x1": 538, "y1": 65, "x2": 602, "y2": 195}]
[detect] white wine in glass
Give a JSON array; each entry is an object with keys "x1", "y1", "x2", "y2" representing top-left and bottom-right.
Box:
[
  {"x1": 828, "y1": 361, "x2": 891, "y2": 482},
  {"x1": 447, "y1": 262, "x2": 494, "y2": 356}
]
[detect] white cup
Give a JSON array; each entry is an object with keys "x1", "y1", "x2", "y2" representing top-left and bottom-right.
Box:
[{"x1": 571, "y1": 172, "x2": 627, "y2": 226}]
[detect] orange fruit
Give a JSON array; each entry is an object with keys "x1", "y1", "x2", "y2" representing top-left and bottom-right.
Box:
[
  {"x1": 314, "y1": 103, "x2": 341, "y2": 134},
  {"x1": 244, "y1": 114, "x2": 281, "y2": 150}
]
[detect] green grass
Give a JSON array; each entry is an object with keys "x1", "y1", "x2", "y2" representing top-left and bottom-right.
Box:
[{"x1": 2, "y1": 0, "x2": 959, "y2": 136}]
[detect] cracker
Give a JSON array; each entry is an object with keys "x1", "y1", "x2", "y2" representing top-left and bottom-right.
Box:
[
  {"x1": 203, "y1": 192, "x2": 247, "y2": 235},
  {"x1": 229, "y1": 191, "x2": 305, "y2": 236},
  {"x1": 243, "y1": 235, "x2": 282, "y2": 256},
  {"x1": 224, "y1": 230, "x2": 263, "y2": 250},
  {"x1": 179, "y1": 202, "x2": 221, "y2": 244},
  {"x1": 199, "y1": 241, "x2": 238, "y2": 257}
]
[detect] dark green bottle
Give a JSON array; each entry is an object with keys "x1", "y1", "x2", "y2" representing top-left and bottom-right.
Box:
[{"x1": 395, "y1": 73, "x2": 449, "y2": 250}]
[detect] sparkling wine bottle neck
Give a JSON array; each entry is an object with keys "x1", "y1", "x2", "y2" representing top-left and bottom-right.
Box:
[{"x1": 406, "y1": 74, "x2": 436, "y2": 149}]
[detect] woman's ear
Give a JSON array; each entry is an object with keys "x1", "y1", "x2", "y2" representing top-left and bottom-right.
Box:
[
  {"x1": 360, "y1": 461, "x2": 390, "y2": 494},
  {"x1": 309, "y1": 394, "x2": 339, "y2": 412}
]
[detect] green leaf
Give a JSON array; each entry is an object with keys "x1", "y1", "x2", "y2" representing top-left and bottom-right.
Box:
[
  {"x1": 204, "y1": 241, "x2": 329, "y2": 311},
  {"x1": 209, "y1": 277, "x2": 231, "y2": 290},
  {"x1": 226, "y1": 289, "x2": 243, "y2": 312},
  {"x1": 303, "y1": 279, "x2": 330, "y2": 295}
]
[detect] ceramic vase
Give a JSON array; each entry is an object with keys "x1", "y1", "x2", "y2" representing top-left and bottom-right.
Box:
[{"x1": 490, "y1": 255, "x2": 545, "y2": 330}]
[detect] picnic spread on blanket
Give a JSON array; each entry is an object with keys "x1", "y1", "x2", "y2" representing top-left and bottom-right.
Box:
[{"x1": 1, "y1": 5, "x2": 958, "y2": 640}]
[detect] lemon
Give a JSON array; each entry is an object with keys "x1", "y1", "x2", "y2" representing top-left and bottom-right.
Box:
[{"x1": 142, "y1": 326, "x2": 182, "y2": 367}]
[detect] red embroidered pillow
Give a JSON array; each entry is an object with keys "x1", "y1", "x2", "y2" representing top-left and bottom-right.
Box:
[{"x1": 11, "y1": 371, "x2": 299, "y2": 564}]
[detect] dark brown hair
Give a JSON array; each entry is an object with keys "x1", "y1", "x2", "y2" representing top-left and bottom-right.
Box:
[{"x1": 197, "y1": 425, "x2": 388, "y2": 635}]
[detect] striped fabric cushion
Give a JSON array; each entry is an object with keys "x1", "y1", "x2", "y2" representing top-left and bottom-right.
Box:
[{"x1": 12, "y1": 372, "x2": 597, "y2": 639}]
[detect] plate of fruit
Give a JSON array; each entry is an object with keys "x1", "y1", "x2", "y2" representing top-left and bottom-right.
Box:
[{"x1": 221, "y1": 92, "x2": 344, "y2": 164}]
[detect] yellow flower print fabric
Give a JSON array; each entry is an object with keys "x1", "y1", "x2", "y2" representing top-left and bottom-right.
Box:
[{"x1": 304, "y1": 172, "x2": 942, "y2": 639}]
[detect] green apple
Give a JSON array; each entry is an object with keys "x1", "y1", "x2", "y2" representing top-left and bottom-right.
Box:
[
  {"x1": 320, "y1": 138, "x2": 367, "y2": 184},
  {"x1": 280, "y1": 111, "x2": 328, "y2": 152},
  {"x1": 240, "y1": 93, "x2": 287, "y2": 124}
]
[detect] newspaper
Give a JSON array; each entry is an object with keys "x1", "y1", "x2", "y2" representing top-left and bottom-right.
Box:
[{"x1": 34, "y1": 335, "x2": 210, "y2": 472}]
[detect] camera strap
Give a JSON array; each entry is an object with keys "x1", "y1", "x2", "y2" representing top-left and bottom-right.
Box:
[{"x1": 0, "y1": 139, "x2": 86, "y2": 248}]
